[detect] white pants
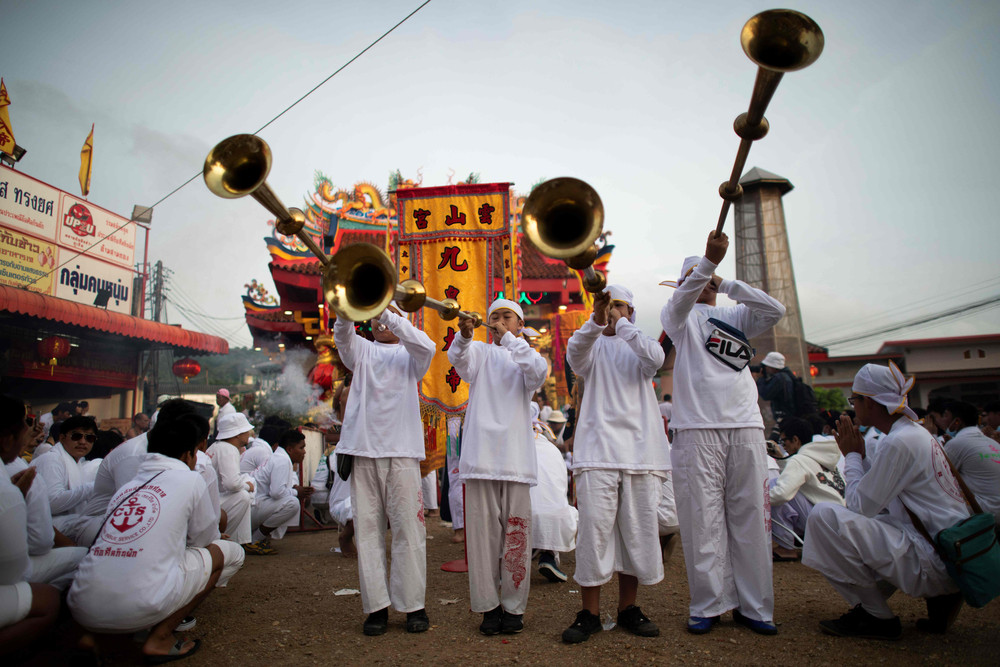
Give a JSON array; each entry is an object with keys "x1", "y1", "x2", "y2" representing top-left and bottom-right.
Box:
[
  {"x1": 447, "y1": 455, "x2": 464, "y2": 530},
  {"x1": 28, "y1": 547, "x2": 88, "y2": 590},
  {"x1": 350, "y1": 457, "x2": 426, "y2": 614},
  {"x1": 421, "y1": 471, "x2": 439, "y2": 510},
  {"x1": 574, "y1": 470, "x2": 664, "y2": 587},
  {"x1": 657, "y1": 470, "x2": 680, "y2": 537},
  {"x1": 328, "y1": 473, "x2": 353, "y2": 526},
  {"x1": 464, "y1": 479, "x2": 532, "y2": 614},
  {"x1": 802, "y1": 503, "x2": 957, "y2": 618},
  {"x1": 221, "y1": 489, "x2": 253, "y2": 544},
  {"x1": 672, "y1": 427, "x2": 774, "y2": 622},
  {"x1": 251, "y1": 495, "x2": 300, "y2": 541}
]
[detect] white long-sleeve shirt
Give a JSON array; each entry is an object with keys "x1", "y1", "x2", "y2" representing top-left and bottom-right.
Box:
[
  {"x1": 769, "y1": 435, "x2": 846, "y2": 507},
  {"x1": 240, "y1": 439, "x2": 272, "y2": 476},
  {"x1": 255, "y1": 445, "x2": 298, "y2": 502},
  {"x1": 29, "y1": 443, "x2": 93, "y2": 518},
  {"x1": 448, "y1": 331, "x2": 548, "y2": 485},
  {"x1": 333, "y1": 309, "x2": 435, "y2": 460},
  {"x1": 206, "y1": 441, "x2": 253, "y2": 495},
  {"x1": 80, "y1": 433, "x2": 148, "y2": 518},
  {"x1": 567, "y1": 314, "x2": 670, "y2": 472},
  {"x1": 843, "y1": 418, "x2": 969, "y2": 537},
  {"x1": 195, "y1": 450, "x2": 222, "y2": 521},
  {"x1": 5, "y1": 459, "x2": 55, "y2": 556},
  {"x1": 0, "y1": 464, "x2": 31, "y2": 584},
  {"x1": 67, "y1": 454, "x2": 221, "y2": 632},
  {"x1": 944, "y1": 426, "x2": 1000, "y2": 523},
  {"x1": 660, "y1": 255, "x2": 786, "y2": 430}
]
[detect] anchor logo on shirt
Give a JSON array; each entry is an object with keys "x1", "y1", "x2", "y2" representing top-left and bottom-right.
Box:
[{"x1": 110, "y1": 497, "x2": 146, "y2": 532}]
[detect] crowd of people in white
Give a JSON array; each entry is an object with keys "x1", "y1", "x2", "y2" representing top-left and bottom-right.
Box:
[{"x1": 2, "y1": 229, "x2": 999, "y2": 661}]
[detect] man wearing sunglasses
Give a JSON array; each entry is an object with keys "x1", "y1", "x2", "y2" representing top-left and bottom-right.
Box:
[{"x1": 28, "y1": 415, "x2": 97, "y2": 542}]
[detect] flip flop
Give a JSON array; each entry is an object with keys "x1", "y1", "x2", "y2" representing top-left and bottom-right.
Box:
[
  {"x1": 772, "y1": 551, "x2": 801, "y2": 562},
  {"x1": 145, "y1": 639, "x2": 202, "y2": 664}
]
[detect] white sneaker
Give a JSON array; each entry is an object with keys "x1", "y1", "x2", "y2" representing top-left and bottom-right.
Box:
[{"x1": 175, "y1": 615, "x2": 197, "y2": 631}]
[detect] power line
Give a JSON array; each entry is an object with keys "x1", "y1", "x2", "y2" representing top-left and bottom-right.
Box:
[{"x1": 15, "y1": 0, "x2": 433, "y2": 290}]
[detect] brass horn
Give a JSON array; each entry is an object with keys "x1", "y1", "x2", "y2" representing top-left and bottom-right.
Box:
[
  {"x1": 715, "y1": 9, "x2": 824, "y2": 236},
  {"x1": 521, "y1": 177, "x2": 607, "y2": 292},
  {"x1": 204, "y1": 135, "x2": 487, "y2": 325}
]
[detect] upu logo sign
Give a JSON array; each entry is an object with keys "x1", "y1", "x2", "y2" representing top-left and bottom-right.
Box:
[{"x1": 63, "y1": 203, "x2": 96, "y2": 237}]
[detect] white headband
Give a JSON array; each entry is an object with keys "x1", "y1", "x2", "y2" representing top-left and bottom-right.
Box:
[{"x1": 852, "y1": 361, "x2": 918, "y2": 421}]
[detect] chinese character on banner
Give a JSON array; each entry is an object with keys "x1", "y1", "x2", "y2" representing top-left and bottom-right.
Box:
[{"x1": 394, "y1": 183, "x2": 512, "y2": 413}]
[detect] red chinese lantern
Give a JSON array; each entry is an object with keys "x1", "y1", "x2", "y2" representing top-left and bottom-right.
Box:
[
  {"x1": 809, "y1": 365, "x2": 819, "y2": 378},
  {"x1": 172, "y1": 357, "x2": 202, "y2": 384},
  {"x1": 38, "y1": 336, "x2": 71, "y2": 376}
]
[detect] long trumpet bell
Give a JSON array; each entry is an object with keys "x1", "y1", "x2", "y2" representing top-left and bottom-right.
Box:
[
  {"x1": 522, "y1": 177, "x2": 607, "y2": 293},
  {"x1": 715, "y1": 9, "x2": 823, "y2": 235}
]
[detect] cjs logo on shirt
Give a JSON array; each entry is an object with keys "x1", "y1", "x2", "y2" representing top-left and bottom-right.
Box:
[{"x1": 103, "y1": 489, "x2": 161, "y2": 545}]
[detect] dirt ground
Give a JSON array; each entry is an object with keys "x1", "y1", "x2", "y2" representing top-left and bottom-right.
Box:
[{"x1": 66, "y1": 516, "x2": 1000, "y2": 666}]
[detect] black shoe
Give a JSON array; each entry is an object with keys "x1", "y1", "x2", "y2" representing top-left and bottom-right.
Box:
[
  {"x1": 406, "y1": 609, "x2": 430, "y2": 633},
  {"x1": 500, "y1": 611, "x2": 523, "y2": 634},
  {"x1": 363, "y1": 608, "x2": 389, "y2": 636},
  {"x1": 916, "y1": 592, "x2": 963, "y2": 634},
  {"x1": 538, "y1": 552, "x2": 568, "y2": 583},
  {"x1": 562, "y1": 609, "x2": 602, "y2": 644},
  {"x1": 479, "y1": 606, "x2": 503, "y2": 636},
  {"x1": 616, "y1": 605, "x2": 660, "y2": 637},
  {"x1": 819, "y1": 604, "x2": 901, "y2": 640}
]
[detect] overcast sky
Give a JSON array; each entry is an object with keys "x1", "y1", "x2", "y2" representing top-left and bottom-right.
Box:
[{"x1": 3, "y1": 0, "x2": 999, "y2": 354}]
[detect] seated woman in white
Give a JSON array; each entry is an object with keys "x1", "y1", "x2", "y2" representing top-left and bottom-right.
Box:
[
  {"x1": 29, "y1": 415, "x2": 97, "y2": 543},
  {"x1": 68, "y1": 413, "x2": 245, "y2": 661},
  {"x1": 249, "y1": 429, "x2": 311, "y2": 553},
  {"x1": 206, "y1": 413, "x2": 255, "y2": 545}
]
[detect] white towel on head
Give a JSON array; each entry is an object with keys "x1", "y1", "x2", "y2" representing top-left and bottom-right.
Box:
[
  {"x1": 659, "y1": 256, "x2": 701, "y2": 289},
  {"x1": 603, "y1": 284, "x2": 636, "y2": 323},
  {"x1": 852, "y1": 361, "x2": 918, "y2": 421}
]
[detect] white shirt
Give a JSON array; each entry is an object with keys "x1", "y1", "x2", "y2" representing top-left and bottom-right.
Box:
[
  {"x1": 255, "y1": 446, "x2": 298, "y2": 502},
  {"x1": 770, "y1": 435, "x2": 846, "y2": 507},
  {"x1": 946, "y1": 426, "x2": 1000, "y2": 522},
  {"x1": 67, "y1": 454, "x2": 219, "y2": 631},
  {"x1": 240, "y1": 439, "x2": 272, "y2": 477},
  {"x1": 843, "y1": 418, "x2": 969, "y2": 536},
  {"x1": 660, "y1": 255, "x2": 785, "y2": 431},
  {"x1": 5, "y1": 459, "x2": 54, "y2": 556},
  {"x1": 658, "y1": 401, "x2": 673, "y2": 421},
  {"x1": 448, "y1": 331, "x2": 548, "y2": 485},
  {"x1": 81, "y1": 433, "x2": 148, "y2": 518},
  {"x1": 195, "y1": 450, "x2": 222, "y2": 521},
  {"x1": 333, "y1": 309, "x2": 435, "y2": 460},
  {"x1": 39, "y1": 413, "x2": 54, "y2": 441},
  {"x1": 567, "y1": 315, "x2": 670, "y2": 473},
  {"x1": 29, "y1": 443, "x2": 93, "y2": 518},
  {"x1": 206, "y1": 441, "x2": 253, "y2": 495},
  {"x1": 0, "y1": 464, "x2": 31, "y2": 584},
  {"x1": 32, "y1": 442, "x2": 53, "y2": 458},
  {"x1": 217, "y1": 402, "x2": 236, "y2": 420}
]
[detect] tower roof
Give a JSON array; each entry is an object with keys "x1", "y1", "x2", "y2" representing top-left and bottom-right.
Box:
[{"x1": 740, "y1": 167, "x2": 793, "y2": 195}]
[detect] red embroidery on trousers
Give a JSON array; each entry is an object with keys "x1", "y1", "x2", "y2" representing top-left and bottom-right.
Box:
[
  {"x1": 503, "y1": 516, "x2": 529, "y2": 589},
  {"x1": 417, "y1": 488, "x2": 426, "y2": 527},
  {"x1": 763, "y1": 477, "x2": 772, "y2": 534}
]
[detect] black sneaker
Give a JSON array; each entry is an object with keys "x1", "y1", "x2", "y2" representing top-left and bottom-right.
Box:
[
  {"x1": 406, "y1": 609, "x2": 430, "y2": 633},
  {"x1": 479, "y1": 606, "x2": 503, "y2": 636},
  {"x1": 562, "y1": 609, "x2": 602, "y2": 644},
  {"x1": 916, "y1": 592, "x2": 963, "y2": 634},
  {"x1": 363, "y1": 608, "x2": 389, "y2": 636},
  {"x1": 819, "y1": 605, "x2": 901, "y2": 640},
  {"x1": 500, "y1": 611, "x2": 523, "y2": 634},
  {"x1": 617, "y1": 605, "x2": 660, "y2": 637},
  {"x1": 538, "y1": 552, "x2": 568, "y2": 583}
]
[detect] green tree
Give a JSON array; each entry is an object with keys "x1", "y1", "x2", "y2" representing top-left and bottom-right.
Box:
[{"x1": 815, "y1": 387, "x2": 848, "y2": 411}]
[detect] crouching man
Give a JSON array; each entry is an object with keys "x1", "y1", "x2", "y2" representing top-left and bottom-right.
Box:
[{"x1": 803, "y1": 362, "x2": 969, "y2": 638}]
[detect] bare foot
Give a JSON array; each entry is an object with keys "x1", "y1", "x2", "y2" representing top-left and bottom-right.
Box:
[
  {"x1": 451, "y1": 528, "x2": 465, "y2": 544},
  {"x1": 339, "y1": 522, "x2": 357, "y2": 558},
  {"x1": 772, "y1": 545, "x2": 800, "y2": 561},
  {"x1": 425, "y1": 509, "x2": 440, "y2": 518},
  {"x1": 143, "y1": 633, "x2": 197, "y2": 658}
]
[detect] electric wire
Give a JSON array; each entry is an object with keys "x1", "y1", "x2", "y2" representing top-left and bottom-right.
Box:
[{"x1": 14, "y1": 0, "x2": 433, "y2": 291}]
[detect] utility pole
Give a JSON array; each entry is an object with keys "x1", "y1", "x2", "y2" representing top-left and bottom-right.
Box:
[{"x1": 150, "y1": 261, "x2": 165, "y2": 410}]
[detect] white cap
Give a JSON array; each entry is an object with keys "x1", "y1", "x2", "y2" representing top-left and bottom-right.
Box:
[
  {"x1": 762, "y1": 351, "x2": 786, "y2": 369},
  {"x1": 487, "y1": 298, "x2": 524, "y2": 322},
  {"x1": 217, "y1": 412, "x2": 253, "y2": 440},
  {"x1": 604, "y1": 284, "x2": 636, "y2": 323}
]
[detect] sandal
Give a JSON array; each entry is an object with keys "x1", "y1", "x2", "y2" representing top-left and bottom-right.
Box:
[{"x1": 145, "y1": 639, "x2": 202, "y2": 664}]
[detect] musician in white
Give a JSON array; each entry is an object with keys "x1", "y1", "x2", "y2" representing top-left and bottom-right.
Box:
[
  {"x1": 250, "y1": 429, "x2": 310, "y2": 550},
  {"x1": 562, "y1": 285, "x2": 670, "y2": 644},
  {"x1": 206, "y1": 413, "x2": 254, "y2": 546},
  {"x1": 29, "y1": 416, "x2": 97, "y2": 543},
  {"x1": 334, "y1": 304, "x2": 435, "y2": 636},
  {"x1": 803, "y1": 363, "x2": 970, "y2": 638},
  {"x1": 660, "y1": 231, "x2": 785, "y2": 636},
  {"x1": 450, "y1": 299, "x2": 548, "y2": 636}
]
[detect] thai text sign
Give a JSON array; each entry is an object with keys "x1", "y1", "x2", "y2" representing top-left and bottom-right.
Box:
[
  {"x1": 0, "y1": 227, "x2": 57, "y2": 295},
  {"x1": 395, "y1": 183, "x2": 512, "y2": 413},
  {"x1": 54, "y1": 252, "x2": 134, "y2": 314}
]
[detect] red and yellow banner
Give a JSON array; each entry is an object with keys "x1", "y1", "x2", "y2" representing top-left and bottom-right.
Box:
[
  {"x1": 79, "y1": 124, "x2": 94, "y2": 197},
  {"x1": 395, "y1": 183, "x2": 512, "y2": 414},
  {"x1": 0, "y1": 79, "x2": 15, "y2": 156}
]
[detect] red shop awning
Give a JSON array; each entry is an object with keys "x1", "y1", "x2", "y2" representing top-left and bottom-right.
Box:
[{"x1": 0, "y1": 285, "x2": 228, "y2": 355}]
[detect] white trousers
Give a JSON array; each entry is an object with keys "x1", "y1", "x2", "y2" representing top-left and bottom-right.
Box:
[
  {"x1": 574, "y1": 470, "x2": 664, "y2": 587},
  {"x1": 221, "y1": 489, "x2": 253, "y2": 544},
  {"x1": 464, "y1": 479, "x2": 532, "y2": 614},
  {"x1": 350, "y1": 457, "x2": 426, "y2": 614},
  {"x1": 29, "y1": 546, "x2": 89, "y2": 590},
  {"x1": 672, "y1": 427, "x2": 774, "y2": 622},
  {"x1": 421, "y1": 471, "x2": 439, "y2": 510},
  {"x1": 802, "y1": 503, "x2": 957, "y2": 618},
  {"x1": 447, "y1": 454, "x2": 464, "y2": 530},
  {"x1": 657, "y1": 470, "x2": 680, "y2": 537},
  {"x1": 251, "y1": 495, "x2": 300, "y2": 541}
]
